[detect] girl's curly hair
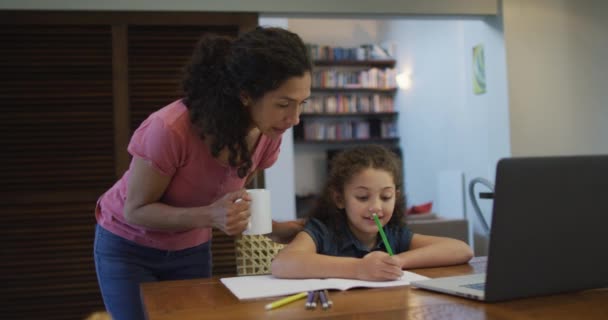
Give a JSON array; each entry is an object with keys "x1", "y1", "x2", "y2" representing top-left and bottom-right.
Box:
[
  {"x1": 308, "y1": 145, "x2": 407, "y2": 242},
  {"x1": 182, "y1": 27, "x2": 312, "y2": 178}
]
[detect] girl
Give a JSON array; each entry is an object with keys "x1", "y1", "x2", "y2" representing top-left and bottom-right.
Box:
[{"x1": 272, "y1": 145, "x2": 473, "y2": 281}]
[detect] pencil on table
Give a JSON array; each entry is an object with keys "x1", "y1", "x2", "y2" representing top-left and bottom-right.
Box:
[
  {"x1": 323, "y1": 289, "x2": 333, "y2": 307},
  {"x1": 319, "y1": 290, "x2": 329, "y2": 310},
  {"x1": 305, "y1": 291, "x2": 315, "y2": 309},
  {"x1": 264, "y1": 292, "x2": 308, "y2": 311},
  {"x1": 311, "y1": 290, "x2": 319, "y2": 309}
]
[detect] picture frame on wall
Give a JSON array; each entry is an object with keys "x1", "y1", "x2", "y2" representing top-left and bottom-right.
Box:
[{"x1": 473, "y1": 44, "x2": 486, "y2": 95}]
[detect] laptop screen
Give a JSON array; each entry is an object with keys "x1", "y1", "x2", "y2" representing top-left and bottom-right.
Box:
[{"x1": 484, "y1": 155, "x2": 608, "y2": 301}]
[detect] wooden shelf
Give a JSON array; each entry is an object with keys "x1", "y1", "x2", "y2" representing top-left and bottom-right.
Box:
[
  {"x1": 300, "y1": 112, "x2": 398, "y2": 118},
  {"x1": 313, "y1": 59, "x2": 396, "y2": 68},
  {"x1": 294, "y1": 137, "x2": 399, "y2": 144},
  {"x1": 312, "y1": 87, "x2": 397, "y2": 93}
]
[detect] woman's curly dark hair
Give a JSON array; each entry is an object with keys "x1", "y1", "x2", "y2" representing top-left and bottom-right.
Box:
[
  {"x1": 308, "y1": 145, "x2": 407, "y2": 242},
  {"x1": 182, "y1": 27, "x2": 312, "y2": 178}
]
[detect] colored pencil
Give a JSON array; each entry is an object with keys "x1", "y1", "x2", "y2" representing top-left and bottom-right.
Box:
[
  {"x1": 372, "y1": 213, "x2": 394, "y2": 256},
  {"x1": 264, "y1": 292, "x2": 308, "y2": 310}
]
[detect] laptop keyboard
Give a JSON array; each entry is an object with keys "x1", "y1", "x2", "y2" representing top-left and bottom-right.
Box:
[{"x1": 460, "y1": 282, "x2": 486, "y2": 291}]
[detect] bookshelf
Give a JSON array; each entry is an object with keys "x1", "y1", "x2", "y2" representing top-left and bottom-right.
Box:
[
  {"x1": 294, "y1": 58, "x2": 399, "y2": 143},
  {"x1": 294, "y1": 44, "x2": 402, "y2": 216}
]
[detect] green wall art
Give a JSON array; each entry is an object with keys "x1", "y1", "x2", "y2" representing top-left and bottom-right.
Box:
[{"x1": 473, "y1": 44, "x2": 486, "y2": 95}]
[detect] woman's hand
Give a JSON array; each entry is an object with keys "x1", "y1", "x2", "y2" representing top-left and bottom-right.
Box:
[
  {"x1": 356, "y1": 251, "x2": 403, "y2": 281},
  {"x1": 267, "y1": 219, "x2": 306, "y2": 244},
  {"x1": 208, "y1": 189, "x2": 251, "y2": 236}
]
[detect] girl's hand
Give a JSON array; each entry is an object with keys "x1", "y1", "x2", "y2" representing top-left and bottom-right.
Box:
[
  {"x1": 208, "y1": 189, "x2": 251, "y2": 235},
  {"x1": 356, "y1": 251, "x2": 403, "y2": 281}
]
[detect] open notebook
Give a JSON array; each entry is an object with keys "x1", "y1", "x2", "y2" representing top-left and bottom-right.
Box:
[{"x1": 220, "y1": 271, "x2": 429, "y2": 300}]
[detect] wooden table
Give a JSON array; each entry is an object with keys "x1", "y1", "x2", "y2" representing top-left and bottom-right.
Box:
[{"x1": 141, "y1": 257, "x2": 608, "y2": 319}]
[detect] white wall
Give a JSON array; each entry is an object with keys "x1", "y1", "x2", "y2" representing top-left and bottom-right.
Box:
[
  {"x1": 460, "y1": 17, "x2": 511, "y2": 253},
  {"x1": 502, "y1": 0, "x2": 608, "y2": 156},
  {"x1": 259, "y1": 17, "x2": 298, "y2": 221},
  {"x1": 382, "y1": 17, "x2": 510, "y2": 254}
]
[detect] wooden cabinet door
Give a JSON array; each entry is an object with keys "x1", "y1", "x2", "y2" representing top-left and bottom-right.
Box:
[{"x1": 0, "y1": 12, "x2": 256, "y2": 320}]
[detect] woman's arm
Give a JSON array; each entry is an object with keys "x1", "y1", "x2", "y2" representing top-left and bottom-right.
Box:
[
  {"x1": 271, "y1": 232, "x2": 402, "y2": 281},
  {"x1": 123, "y1": 157, "x2": 251, "y2": 235},
  {"x1": 395, "y1": 234, "x2": 474, "y2": 269},
  {"x1": 268, "y1": 219, "x2": 305, "y2": 244}
]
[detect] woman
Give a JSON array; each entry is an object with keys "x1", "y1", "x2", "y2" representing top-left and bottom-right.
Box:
[{"x1": 94, "y1": 27, "x2": 312, "y2": 320}]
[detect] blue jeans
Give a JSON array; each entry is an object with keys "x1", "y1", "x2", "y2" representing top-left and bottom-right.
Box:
[{"x1": 94, "y1": 225, "x2": 212, "y2": 320}]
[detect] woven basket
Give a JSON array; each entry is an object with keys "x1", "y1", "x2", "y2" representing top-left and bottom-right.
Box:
[{"x1": 235, "y1": 235, "x2": 284, "y2": 275}]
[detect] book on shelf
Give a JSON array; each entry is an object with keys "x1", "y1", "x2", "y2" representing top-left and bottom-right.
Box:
[
  {"x1": 305, "y1": 94, "x2": 394, "y2": 114},
  {"x1": 300, "y1": 118, "x2": 403, "y2": 141},
  {"x1": 306, "y1": 43, "x2": 396, "y2": 61},
  {"x1": 312, "y1": 68, "x2": 397, "y2": 89},
  {"x1": 303, "y1": 120, "x2": 377, "y2": 140},
  {"x1": 361, "y1": 43, "x2": 394, "y2": 60},
  {"x1": 220, "y1": 271, "x2": 429, "y2": 300}
]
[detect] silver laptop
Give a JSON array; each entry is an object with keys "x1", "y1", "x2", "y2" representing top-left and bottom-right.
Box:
[{"x1": 411, "y1": 155, "x2": 608, "y2": 302}]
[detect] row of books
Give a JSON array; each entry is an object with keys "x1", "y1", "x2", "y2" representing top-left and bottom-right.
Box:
[
  {"x1": 303, "y1": 94, "x2": 394, "y2": 114},
  {"x1": 306, "y1": 43, "x2": 394, "y2": 61},
  {"x1": 312, "y1": 68, "x2": 397, "y2": 89},
  {"x1": 380, "y1": 122, "x2": 399, "y2": 138},
  {"x1": 301, "y1": 120, "x2": 398, "y2": 141}
]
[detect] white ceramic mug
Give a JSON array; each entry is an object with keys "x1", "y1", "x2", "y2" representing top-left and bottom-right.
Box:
[{"x1": 242, "y1": 189, "x2": 273, "y2": 235}]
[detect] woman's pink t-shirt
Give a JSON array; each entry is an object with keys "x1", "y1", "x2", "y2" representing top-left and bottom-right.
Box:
[{"x1": 95, "y1": 99, "x2": 282, "y2": 250}]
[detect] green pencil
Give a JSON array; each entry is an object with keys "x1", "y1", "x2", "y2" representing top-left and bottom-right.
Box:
[{"x1": 372, "y1": 213, "x2": 394, "y2": 256}]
